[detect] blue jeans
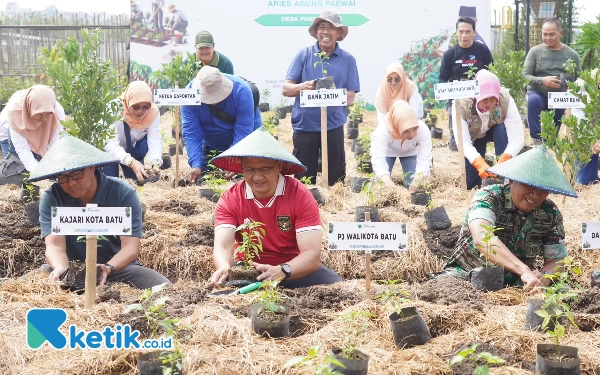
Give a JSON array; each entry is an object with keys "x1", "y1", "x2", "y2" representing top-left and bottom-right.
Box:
[
  {"x1": 576, "y1": 154, "x2": 599, "y2": 185},
  {"x1": 527, "y1": 91, "x2": 565, "y2": 140},
  {"x1": 465, "y1": 123, "x2": 509, "y2": 190},
  {"x1": 386, "y1": 155, "x2": 417, "y2": 189},
  {"x1": 0, "y1": 139, "x2": 9, "y2": 158}
]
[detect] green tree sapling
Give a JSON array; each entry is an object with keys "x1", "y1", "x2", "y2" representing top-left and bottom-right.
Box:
[
  {"x1": 448, "y1": 343, "x2": 505, "y2": 375},
  {"x1": 283, "y1": 346, "x2": 344, "y2": 375},
  {"x1": 314, "y1": 51, "x2": 330, "y2": 78},
  {"x1": 477, "y1": 224, "x2": 502, "y2": 267}
]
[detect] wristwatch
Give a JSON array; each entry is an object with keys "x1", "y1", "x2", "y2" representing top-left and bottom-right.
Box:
[
  {"x1": 105, "y1": 263, "x2": 117, "y2": 275},
  {"x1": 280, "y1": 263, "x2": 292, "y2": 280},
  {"x1": 535, "y1": 77, "x2": 543, "y2": 85}
]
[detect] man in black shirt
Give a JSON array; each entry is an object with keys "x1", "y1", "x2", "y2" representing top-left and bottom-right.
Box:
[{"x1": 439, "y1": 17, "x2": 493, "y2": 151}]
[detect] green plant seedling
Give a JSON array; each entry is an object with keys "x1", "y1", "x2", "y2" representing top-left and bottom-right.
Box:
[
  {"x1": 233, "y1": 218, "x2": 266, "y2": 269},
  {"x1": 250, "y1": 279, "x2": 288, "y2": 315},
  {"x1": 464, "y1": 65, "x2": 478, "y2": 79},
  {"x1": 123, "y1": 282, "x2": 170, "y2": 339},
  {"x1": 536, "y1": 257, "x2": 582, "y2": 355},
  {"x1": 283, "y1": 346, "x2": 345, "y2": 375},
  {"x1": 314, "y1": 51, "x2": 330, "y2": 78},
  {"x1": 426, "y1": 199, "x2": 437, "y2": 211},
  {"x1": 21, "y1": 173, "x2": 38, "y2": 204},
  {"x1": 158, "y1": 318, "x2": 190, "y2": 375},
  {"x1": 300, "y1": 176, "x2": 315, "y2": 185},
  {"x1": 340, "y1": 310, "x2": 373, "y2": 359},
  {"x1": 476, "y1": 224, "x2": 502, "y2": 267},
  {"x1": 448, "y1": 343, "x2": 505, "y2": 375},
  {"x1": 375, "y1": 279, "x2": 412, "y2": 317},
  {"x1": 361, "y1": 178, "x2": 381, "y2": 207},
  {"x1": 563, "y1": 59, "x2": 577, "y2": 75},
  {"x1": 261, "y1": 88, "x2": 271, "y2": 103}
]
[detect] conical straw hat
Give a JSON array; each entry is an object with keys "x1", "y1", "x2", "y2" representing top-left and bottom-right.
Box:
[
  {"x1": 27, "y1": 135, "x2": 119, "y2": 182},
  {"x1": 487, "y1": 145, "x2": 577, "y2": 197},
  {"x1": 211, "y1": 127, "x2": 306, "y2": 175}
]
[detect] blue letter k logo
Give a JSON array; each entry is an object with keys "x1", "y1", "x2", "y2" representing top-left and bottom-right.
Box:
[{"x1": 27, "y1": 308, "x2": 68, "y2": 349}]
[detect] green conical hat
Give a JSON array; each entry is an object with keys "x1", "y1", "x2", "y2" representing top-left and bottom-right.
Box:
[
  {"x1": 211, "y1": 127, "x2": 306, "y2": 175},
  {"x1": 487, "y1": 145, "x2": 577, "y2": 197},
  {"x1": 27, "y1": 135, "x2": 119, "y2": 182}
]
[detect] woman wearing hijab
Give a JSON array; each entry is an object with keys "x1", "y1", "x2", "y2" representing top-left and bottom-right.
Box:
[
  {"x1": 370, "y1": 100, "x2": 432, "y2": 189},
  {"x1": 0, "y1": 85, "x2": 65, "y2": 185},
  {"x1": 374, "y1": 62, "x2": 424, "y2": 121},
  {"x1": 452, "y1": 69, "x2": 524, "y2": 190},
  {"x1": 103, "y1": 81, "x2": 162, "y2": 181}
]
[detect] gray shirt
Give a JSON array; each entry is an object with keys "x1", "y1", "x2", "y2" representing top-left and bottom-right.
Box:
[
  {"x1": 40, "y1": 170, "x2": 143, "y2": 265},
  {"x1": 522, "y1": 44, "x2": 581, "y2": 97}
]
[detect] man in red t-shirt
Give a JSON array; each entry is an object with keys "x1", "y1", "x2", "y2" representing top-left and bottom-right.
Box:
[{"x1": 210, "y1": 127, "x2": 342, "y2": 288}]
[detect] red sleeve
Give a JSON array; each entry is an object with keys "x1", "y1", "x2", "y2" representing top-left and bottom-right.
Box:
[
  {"x1": 294, "y1": 183, "x2": 322, "y2": 234},
  {"x1": 214, "y1": 188, "x2": 238, "y2": 229}
]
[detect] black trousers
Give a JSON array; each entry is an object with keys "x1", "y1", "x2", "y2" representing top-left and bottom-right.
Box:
[{"x1": 292, "y1": 126, "x2": 345, "y2": 186}]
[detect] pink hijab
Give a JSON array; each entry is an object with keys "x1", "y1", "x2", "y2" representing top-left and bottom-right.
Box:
[
  {"x1": 121, "y1": 81, "x2": 160, "y2": 130},
  {"x1": 7, "y1": 85, "x2": 59, "y2": 156},
  {"x1": 374, "y1": 62, "x2": 417, "y2": 114},
  {"x1": 385, "y1": 100, "x2": 419, "y2": 145}
]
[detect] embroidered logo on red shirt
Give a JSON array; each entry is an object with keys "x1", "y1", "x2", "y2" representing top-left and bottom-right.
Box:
[{"x1": 277, "y1": 216, "x2": 291, "y2": 232}]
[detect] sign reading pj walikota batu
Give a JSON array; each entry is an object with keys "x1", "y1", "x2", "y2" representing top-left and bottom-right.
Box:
[
  {"x1": 129, "y1": 0, "x2": 491, "y2": 109},
  {"x1": 327, "y1": 222, "x2": 408, "y2": 251}
]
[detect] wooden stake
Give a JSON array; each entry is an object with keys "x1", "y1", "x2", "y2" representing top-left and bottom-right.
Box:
[
  {"x1": 364, "y1": 211, "x2": 371, "y2": 301},
  {"x1": 454, "y1": 104, "x2": 468, "y2": 190},
  {"x1": 321, "y1": 107, "x2": 329, "y2": 187},
  {"x1": 84, "y1": 204, "x2": 98, "y2": 309},
  {"x1": 174, "y1": 81, "x2": 181, "y2": 186}
]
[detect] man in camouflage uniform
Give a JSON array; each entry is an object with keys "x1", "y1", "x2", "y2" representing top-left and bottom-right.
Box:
[{"x1": 443, "y1": 145, "x2": 577, "y2": 292}]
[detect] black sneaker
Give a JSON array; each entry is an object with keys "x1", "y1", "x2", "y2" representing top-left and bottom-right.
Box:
[{"x1": 448, "y1": 137, "x2": 458, "y2": 152}]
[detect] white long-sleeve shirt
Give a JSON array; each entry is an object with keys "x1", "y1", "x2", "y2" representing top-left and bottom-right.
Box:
[
  {"x1": 8, "y1": 102, "x2": 65, "y2": 171},
  {"x1": 376, "y1": 91, "x2": 424, "y2": 123},
  {"x1": 451, "y1": 96, "x2": 524, "y2": 164},
  {"x1": 370, "y1": 118, "x2": 432, "y2": 179},
  {"x1": 104, "y1": 115, "x2": 162, "y2": 167},
  {"x1": 0, "y1": 107, "x2": 9, "y2": 141}
]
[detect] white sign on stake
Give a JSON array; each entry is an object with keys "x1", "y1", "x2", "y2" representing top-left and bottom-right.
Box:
[
  {"x1": 548, "y1": 92, "x2": 584, "y2": 109},
  {"x1": 300, "y1": 89, "x2": 347, "y2": 107},
  {"x1": 327, "y1": 222, "x2": 408, "y2": 251},
  {"x1": 153, "y1": 88, "x2": 202, "y2": 106},
  {"x1": 51, "y1": 207, "x2": 133, "y2": 236},
  {"x1": 434, "y1": 80, "x2": 480, "y2": 100},
  {"x1": 582, "y1": 221, "x2": 600, "y2": 250}
]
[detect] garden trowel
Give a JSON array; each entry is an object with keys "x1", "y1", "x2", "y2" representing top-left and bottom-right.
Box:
[{"x1": 207, "y1": 281, "x2": 262, "y2": 297}]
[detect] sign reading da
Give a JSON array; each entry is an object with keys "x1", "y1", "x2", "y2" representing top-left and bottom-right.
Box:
[
  {"x1": 582, "y1": 222, "x2": 600, "y2": 250},
  {"x1": 153, "y1": 88, "x2": 201, "y2": 106},
  {"x1": 51, "y1": 207, "x2": 133, "y2": 236},
  {"x1": 327, "y1": 222, "x2": 408, "y2": 251}
]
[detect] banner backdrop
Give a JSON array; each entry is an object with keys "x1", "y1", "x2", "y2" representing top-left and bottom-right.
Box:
[{"x1": 129, "y1": 0, "x2": 491, "y2": 108}]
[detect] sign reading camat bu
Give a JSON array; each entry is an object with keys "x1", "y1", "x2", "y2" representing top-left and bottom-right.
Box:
[
  {"x1": 327, "y1": 222, "x2": 408, "y2": 251},
  {"x1": 51, "y1": 207, "x2": 133, "y2": 236},
  {"x1": 153, "y1": 88, "x2": 201, "y2": 106},
  {"x1": 548, "y1": 92, "x2": 584, "y2": 109}
]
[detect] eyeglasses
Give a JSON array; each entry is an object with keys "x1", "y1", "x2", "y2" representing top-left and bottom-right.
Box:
[
  {"x1": 131, "y1": 104, "x2": 152, "y2": 111},
  {"x1": 56, "y1": 170, "x2": 85, "y2": 184},
  {"x1": 242, "y1": 163, "x2": 277, "y2": 176},
  {"x1": 387, "y1": 77, "x2": 401, "y2": 83}
]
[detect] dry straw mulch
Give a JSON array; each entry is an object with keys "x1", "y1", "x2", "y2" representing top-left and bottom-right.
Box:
[{"x1": 1, "y1": 110, "x2": 599, "y2": 374}]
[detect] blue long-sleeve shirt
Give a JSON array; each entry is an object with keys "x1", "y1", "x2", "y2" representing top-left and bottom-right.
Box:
[{"x1": 181, "y1": 74, "x2": 262, "y2": 169}]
